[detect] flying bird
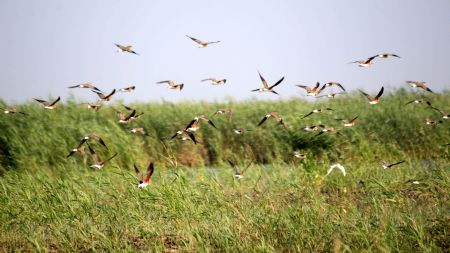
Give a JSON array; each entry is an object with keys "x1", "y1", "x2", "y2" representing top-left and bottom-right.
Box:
[
  {"x1": 212, "y1": 108, "x2": 232, "y2": 120},
  {"x1": 431, "y1": 107, "x2": 449, "y2": 120},
  {"x1": 67, "y1": 143, "x2": 88, "y2": 165},
  {"x1": 405, "y1": 99, "x2": 432, "y2": 107},
  {"x1": 381, "y1": 161, "x2": 405, "y2": 169},
  {"x1": 406, "y1": 81, "x2": 433, "y2": 93},
  {"x1": 316, "y1": 93, "x2": 346, "y2": 99},
  {"x1": 115, "y1": 44, "x2": 139, "y2": 55},
  {"x1": 134, "y1": 162, "x2": 155, "y2": 189},
  {"x1": 293, "y1": 151, "x2": 307, "y2": 159},
  {"x1": 171, "y1": 130, "x2": 197, "y2": 144},
  {"x1": 228, "y1": 159, "x2": 254, "y2": 180},
  {"x1": 88, "y1": 145, "x2": 118, "y2": 169},
  {"x1": 336, "y1": 116, "x2": 358, "y2": 127},
  {"x1": 116, "y1": 109, "x2": 136, "y2": 124},
  {"x1": 359, "y1": 86, "x2": 384, "y2": 104},
  {"x1": 80, "y1": 133, "x2": 108, "y2": 149},
  {"x1": 258, "y1": 112, "x2": 286, "y2": 128},
  {"x1": 68, "y1": 83, "x2": 101, "y2": 91},
  {"x1": 186, "y1": 35, "x2": 220, "y2": 48},
  {"x1": 92, "y1": 89, "x2": 116, "y2": 101},
  {"x1": 2, "y1": 108, "x2": 26, "y2": 115},
  {"x1": 374, "y1": 53, "x2": 400, "y2": 59},
  {"x1": 156, "y1": 80, "x2": 184, "y2": 90},
  {"x1": 303, "y1": 124, "x2": 325, "y2": 132},
  {"x1": 251, "y1": 71, "x2": 284, "y2": 95},
  {"x1": 326, "y1": 163, "x2": 346, "y2": 176},
  {"x1": 296, "y1": 82, "x2": 322, "y2": 97},
  {"x1": 425, "y1": 118, "x2": 443, "y2": 125},
  {"x1": 318, "y1": 82, "x2": 346, "y2": 93},
  {"x1": 301, "y1": 108, "x2": 333, "y2": 119},
  {"x1": 349, "y1": 56, "x2": 377, "y2": 68},
  {"x1": 118, "y1": 86, "x2": 136, "y2": 92},
  {"x1": 81, "y1": 102, "x2": 102, "y2": 111},
  {"x1": 201, "y1": 78, "x2": 227, "y2": 85},
  {"x1": 185, "y1": 115, "x2": 216, "y2": 132},
  {"x1": 33, "y1": 97, "x2": 61, "y2": 110},
  {"x1": 232, "y1": 128, "x2": 252, "y2": 135}
]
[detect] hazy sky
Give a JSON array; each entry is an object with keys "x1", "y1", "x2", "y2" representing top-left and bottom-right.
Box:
[{"x1": 1, "y1": 0, "x2": 449, "y2": 104}]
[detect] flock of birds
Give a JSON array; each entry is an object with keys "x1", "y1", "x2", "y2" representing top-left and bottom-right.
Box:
[{"x1": 1, "y1": 35, "x2": 449, "y2": 188}]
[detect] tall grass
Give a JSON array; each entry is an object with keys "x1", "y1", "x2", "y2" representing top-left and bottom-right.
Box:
[{"x1": 0, "y1": 90, "x2": 449, "y2": 251}]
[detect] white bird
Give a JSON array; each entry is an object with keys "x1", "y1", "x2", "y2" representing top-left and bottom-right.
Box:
[{"x1": 326, "y1": 163, "x2": 346, "y2": 176}]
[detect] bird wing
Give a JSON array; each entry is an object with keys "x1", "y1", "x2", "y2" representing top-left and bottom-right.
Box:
[
  {"x1": 358, "y1": 90, "x2": 372, "y2": 100},
  {"x1": 185, "y1": 131, "x2": 197, "y2": 144},
  {"x1": 88, "y1": 144, "x2": 99, "y2": 164},
  {"x1": 144, "y1": 163, "x2": 154, "y2": 183},
  {"x1": 269, "y1": 76, "x2": 285, "y2": 89},
  {"x1": 185, "y1": 119, "x2": 197, "y2": 130},
  {"x1": 241, "y1": 159, "x2": 254, "y2": 174},
  {"x1": 33, "y1": 98, "x2": 49, "y2": 106},
  {"x1": 49, "y1": 97, "x2": 61, "y2": 106},
  {"x1": 388, "y1": 161, "x2": 405, "y2": 168},
  {"x1": 258, "y1": 71, "x2": 269, "y2": 88},
  {"x1": 257, "y1": 115, "x2": 269, "y2": 126},
  {"x1": 375, "y1": 86, "x2": 384, "y2": 99},
  {"x1": 186, "y1": 35, "x2": 204, "y2": 45},
  {"x1": 301, "y1": 111, "x2": 314, "y2": 119}
]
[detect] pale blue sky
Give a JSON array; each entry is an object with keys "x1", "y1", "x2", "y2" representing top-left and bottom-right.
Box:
[{"x1": 0, "y1": 0, "x2": 449, "y2": 104}]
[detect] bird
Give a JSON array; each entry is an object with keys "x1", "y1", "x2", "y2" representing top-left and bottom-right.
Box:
[
  {"x1": 68, "y1": 83, "x2": 101, "y2": 91},
  {"x1": 381, "y1": 161, "x2": 405, "y2": 169},
  {"x1": 81, "y1": 102, "x2": 102, "y2": 111},
  {"x1": 227, "y1": 159, "x2": 254, "y2": 180},
  {"x1": 33, "y1": 97, "x2": 61, "y2": 110},
  {"x1": 296, "y1": 82, "x2": 322, "y2": 97},
  {"x1": 326, "y1": 163, "x2": 346, "y2": 176},
  {"x1": 301, "y1": 108, "x2": 333, "y2": 119},
  {"x1": 315, "y1": 127, "x2": 341, "y2": 137},
  {"x1": 405, "y1": 99, "x2": 433, "y2": 107},
  {"x1": 2, "y1": 108, "x2": 26, "y2": 115},
  {"x1": 115, "y1": 44, "x2": 139, "y2": 55},
  {"x1": 80, "y1": 133, "x2": 108, "y2": 149},
  {"x1": 186, "y1": 35, "x2": 220, "y2": 48},
  {"x1": 349, "y1": 56, "x2": 377, "y2": 68},
  {"x1": 185, "y1": 115, "x2": 217, "y2": 132},
  {"x1": 336, "y1": 116, "x2": 358, "y2": 127},
  {"x1": 212, "y1": 108, "x2": 232, "y2": 120},
  {"x1": 116, "y1": 109, "x2": 136, "y2": 124},
  {"x1": 316, "y1": 92, "x2": 346, "y2": 99},
  {"x1": 425, "y1": 118, "x2": 443, "y2": 125},
  {"x1": 293, "y1": 151, "x2": 307, "y2": 159},
  {"x1": 121, "y1": 105, "x2": 144, "y2": 121},
  {"x1": 134, "y1": 162, "x2": 155, "y2": 189},
  {"x1": 118, "y1": 86, "x2": 135, "y2": 92},
  {"x1": 374, "y1": 53, "x2": 401, "y2": 59},
  {"x1": 318, "y1": 82, "x2": 346, "y2": 93},
  {"x1": 88, "y1": 145, "x2": 118, "y2": 169},
  {"x1": 251, "y1": 71, "x2": 284, "y2": 95},
  {"x1": 171, "y1": 130, "x2": 197, "y2": 144},
  {"x1": 232, "y1": 128, "x2": 252, "y2": 135},
  {"x1": 359, "y1": 86, "x2": 384, "y2": 104},
  {"x1": 92, "y1": 89, "x2": 116, "y2": 101},
  {"x1": 258, "y1": 112, "x2": 286, "y2": 128},
  {"x1": 67, "y1": 143, "x2": 88, "y2": 165},
  {"x1": 303, "y1": 125, "x2": 325, "y2": 132},
  {"x1": 156, "y1": 80, "x2": 184, "y2": 90},
  {"x1": 201, "y1": 78, "x2": 227, "y2": 85},
  {"x1": 431, "y1": 107, "x2": 449, "y2": 120},
  {"x1": 130, "y1": 127, "x2": 148, "y2": 135},
  {"x1": 406, "y1": 81, "x2": 433, "y2": 93}
]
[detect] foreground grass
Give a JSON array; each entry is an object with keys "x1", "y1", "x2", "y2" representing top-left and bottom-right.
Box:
[{"x1": 0, "y1": 160, "x2": 449, "y2": 252}]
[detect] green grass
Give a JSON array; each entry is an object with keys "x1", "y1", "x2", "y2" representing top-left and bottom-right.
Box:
[{"x1": 0, "y1": 90, "x2": 449, "y2": 252}]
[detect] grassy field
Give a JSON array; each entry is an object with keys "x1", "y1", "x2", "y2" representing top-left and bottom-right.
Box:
[{"x1": 0, "y1": 90, "x2": 449, "y2": 252}]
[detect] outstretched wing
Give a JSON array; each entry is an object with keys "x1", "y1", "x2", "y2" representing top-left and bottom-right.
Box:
[
  {"x1": 144, "y1": 163, "x2": 154, "y2": 182},
  {"x1": 269, "y1": 76, "x2": 285, "y2": 89},
  {"x1": 257, "y1": 115, "x2": 269, "y2": 126},
  {"x1": 375, "y1": 86, "x2": 384, "y2": 99},
  {"x1": 258, "y1": 71, "x2": 269, "y2": 88}
]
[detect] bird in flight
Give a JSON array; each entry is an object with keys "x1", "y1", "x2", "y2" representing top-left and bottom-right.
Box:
[
  {"x1": 201, "y1": 78, "x2": 227, "y2": 85},
  {"x1": 80, "y1": 133, "x2": 108, "y2": 149},
  {"x1": 430, "y1": 107, "x2": 449, "y2": 120},
  {"x1": 171, "y1": 130, "x2": 197, "y2": 144},
  {"x1": 67, "y1": 142, "x2": 88, "y2": 165},
  {"x1": 326, "y1": 163, "x2": 346, "y2": 176},
  {"x1": 404, "y1": 99, "x2": 433, "y2": 107},
  {"x1": 296, "y1": 82, "x2": 322, "y2": 97},
  {"x1": 156, "y1": 80, "x2": 184, "y2": 90},
  {"x1": 68, "y1": 82, "x2": 101, "y2": 92},
  {"x1": 81, "y1": 102, "x2": 102, "y2": 111},
  {"x1": 115, "y1": 44, "x2": 139, "y2": 55},
  {"x1": 92, "y1": 89, "x2": 116, "y2": 101},
  {"x1": 258, "y1": 112, "x2": 286, "y2": 128},
  {"x1": 2, "y1": 107, "x2": 26, "y2": 115},
  {"x1": 116, "y1": 109, "x2": 136, "y2": 124},
  {"x1": 359, "y1": 86, "x2": 384, "y2": 104},
  {"x1": 349, "y1": 56, "x2": 377, "y2": 68},
  {"x1": 251, "y1": 71, "x2": 284, "y2": 95},
  {"x1": 118, "y1": 86, "x2": 136, "y2": 92},
  {"x1": 336, "y1": 116, "x2": 358, "y2": 127},
  {"x1": 228, "y1": 159, "x2": 254, "y2": 180},
  {"x1": 33, "y1": 97, "x2": 61, "y2": 110},
  {"x1": 293, "y1": 151, "x2": 307, "y2": 159},
  {"x1": 301, "y1": 108, "x2": 333, "y2": 119},
  {"x1": 374, "y1": 53, "x2": 401, "y2": 59},
  {"x1": 186, "y1": 35, "x2": 220, "y2": 48},
  {"x1": 212, "y1": 108, "x2": 233, "y2": 121},
  {"x1": 88, "y1": 145, "x2": 118, "y2": 169},
  {"x1": 381, "y1": 161, "x2": 405, "y2": 169},
  {"x1": 134, "y1": 162, "x2": 155, "y2": 189},
  {"x1": 318, "y1": 82, "x2": 346, "y2": 93},
  {"x1": 406, "y1": 81, "x2": 433, "y2": 93},
  {"x1": 185, "y1": 115, "x2": 216, "y2": 132}
]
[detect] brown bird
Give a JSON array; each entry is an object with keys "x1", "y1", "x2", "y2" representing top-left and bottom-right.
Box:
[
  {"x1": 381, "y1": 161, "x2": 405, "y2": 169},
  {"x1": 185, "y1": 115, "x2": 217, "y2": 132},
  {"x1": 232, "y1": 128, "x2": 252, "y2": 135},
  {"x1": 431, "y1": 107, "x2": 449, "y2": 120},
  {"x1": 80, "y1": 133, "x2": 108, "y2": 149},
  {"x1": 171, "y1": 130, "x2": 197, "y2": 144},
  {"x1": 121, "y1": 105, "x2": 144, "y2": 120},
  {"x1": 212, "y1": 108, "x2": 232, "y2": 120},
  {"x1": 301, "y1": 108, "x2": 333, "y2": 119},
  {"x1": 116, "y1": 109, "x2": 136, "y2": 124},
  {"x1": 68, "y1": 82, "x2": 101, "y2": 91},
  {"x1": 316, "y1": 92, "x2": 346, "y2": 99},
  {"x1": 293, "y1": 151, "x2": 307, "y2": 159},
  {"x1": 157, "y1": 80, "x2": 184, "y2": 90},
  {"x1": 405, "y1": 99, "x2": 432, "y2": 107},
  {"x1": 67, "y1": 143, "x2": 88, "y2": 165},
  {"x1": 359, "y1": 86, "x2": 384, "y2": 104},
  {"x1": 406, "y1": 81, "x2": 433, "y2": 93},
  {"x1": 349, "y1": 56, "x2": 377, "y2": 68},
  {"x1": 33, "y1": 97, "x2": 61, "y2": 110},
  {"x1": 258, "y1": 112, "x2": 286, "y2": 128},
  {"x1": 374, "y1": 53, "x2": 401, "y2": 59},
  {"x1": 303, "y1": 124, "x2": 325, "y2": 132},
  {"x1": 134, "y1": 162, "x2": 155, "y2": 189},
  {"x1": 336, "y1": 116, "x2": 358, "y2": 127},
  {"x1": 130, "y1": 127, "x2": 148, "y2": 135},
  {"x1": 2, "y1": 107, "x2": 26, "y2": 115},
  {"x1": 425, "y1": 118, "x2": 443, "y2": 125},
  {"x1": 186, "y1": 35, "x2": 220, "y2": 48},
  {"x1": 296, "y1": 82, "x2": 322, "y2": 97},
  {"x1": 88, "y1": 144, "x2": 118, "y2": 169},
  {"x1": 318, "y1": 82, "x2": 346, "y2": 93},
  {"x1": 118, "y1": 86, "x2": 136, "y2": 92},
  {"x1": 81, "y1": 102, "x2": 102, "y2": 111},
  {"x1": 251, "y1": 71, "x2": 284, "y2": 95},
  {"x1": 115, "y1": 44, "x2": 139, "y2": 55},
  {"x1": 227, "y1": 159, "x2": 254, "y2": 180},
  {"x1": 202, "y1": 78, "x2": 227, "y2": 85},
  {"x1": 315, "y1": 127, "x2": 341, "y2": 137},
  {"x1": 92, "y1": 89, "x2": 116, "y2": 101}
]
